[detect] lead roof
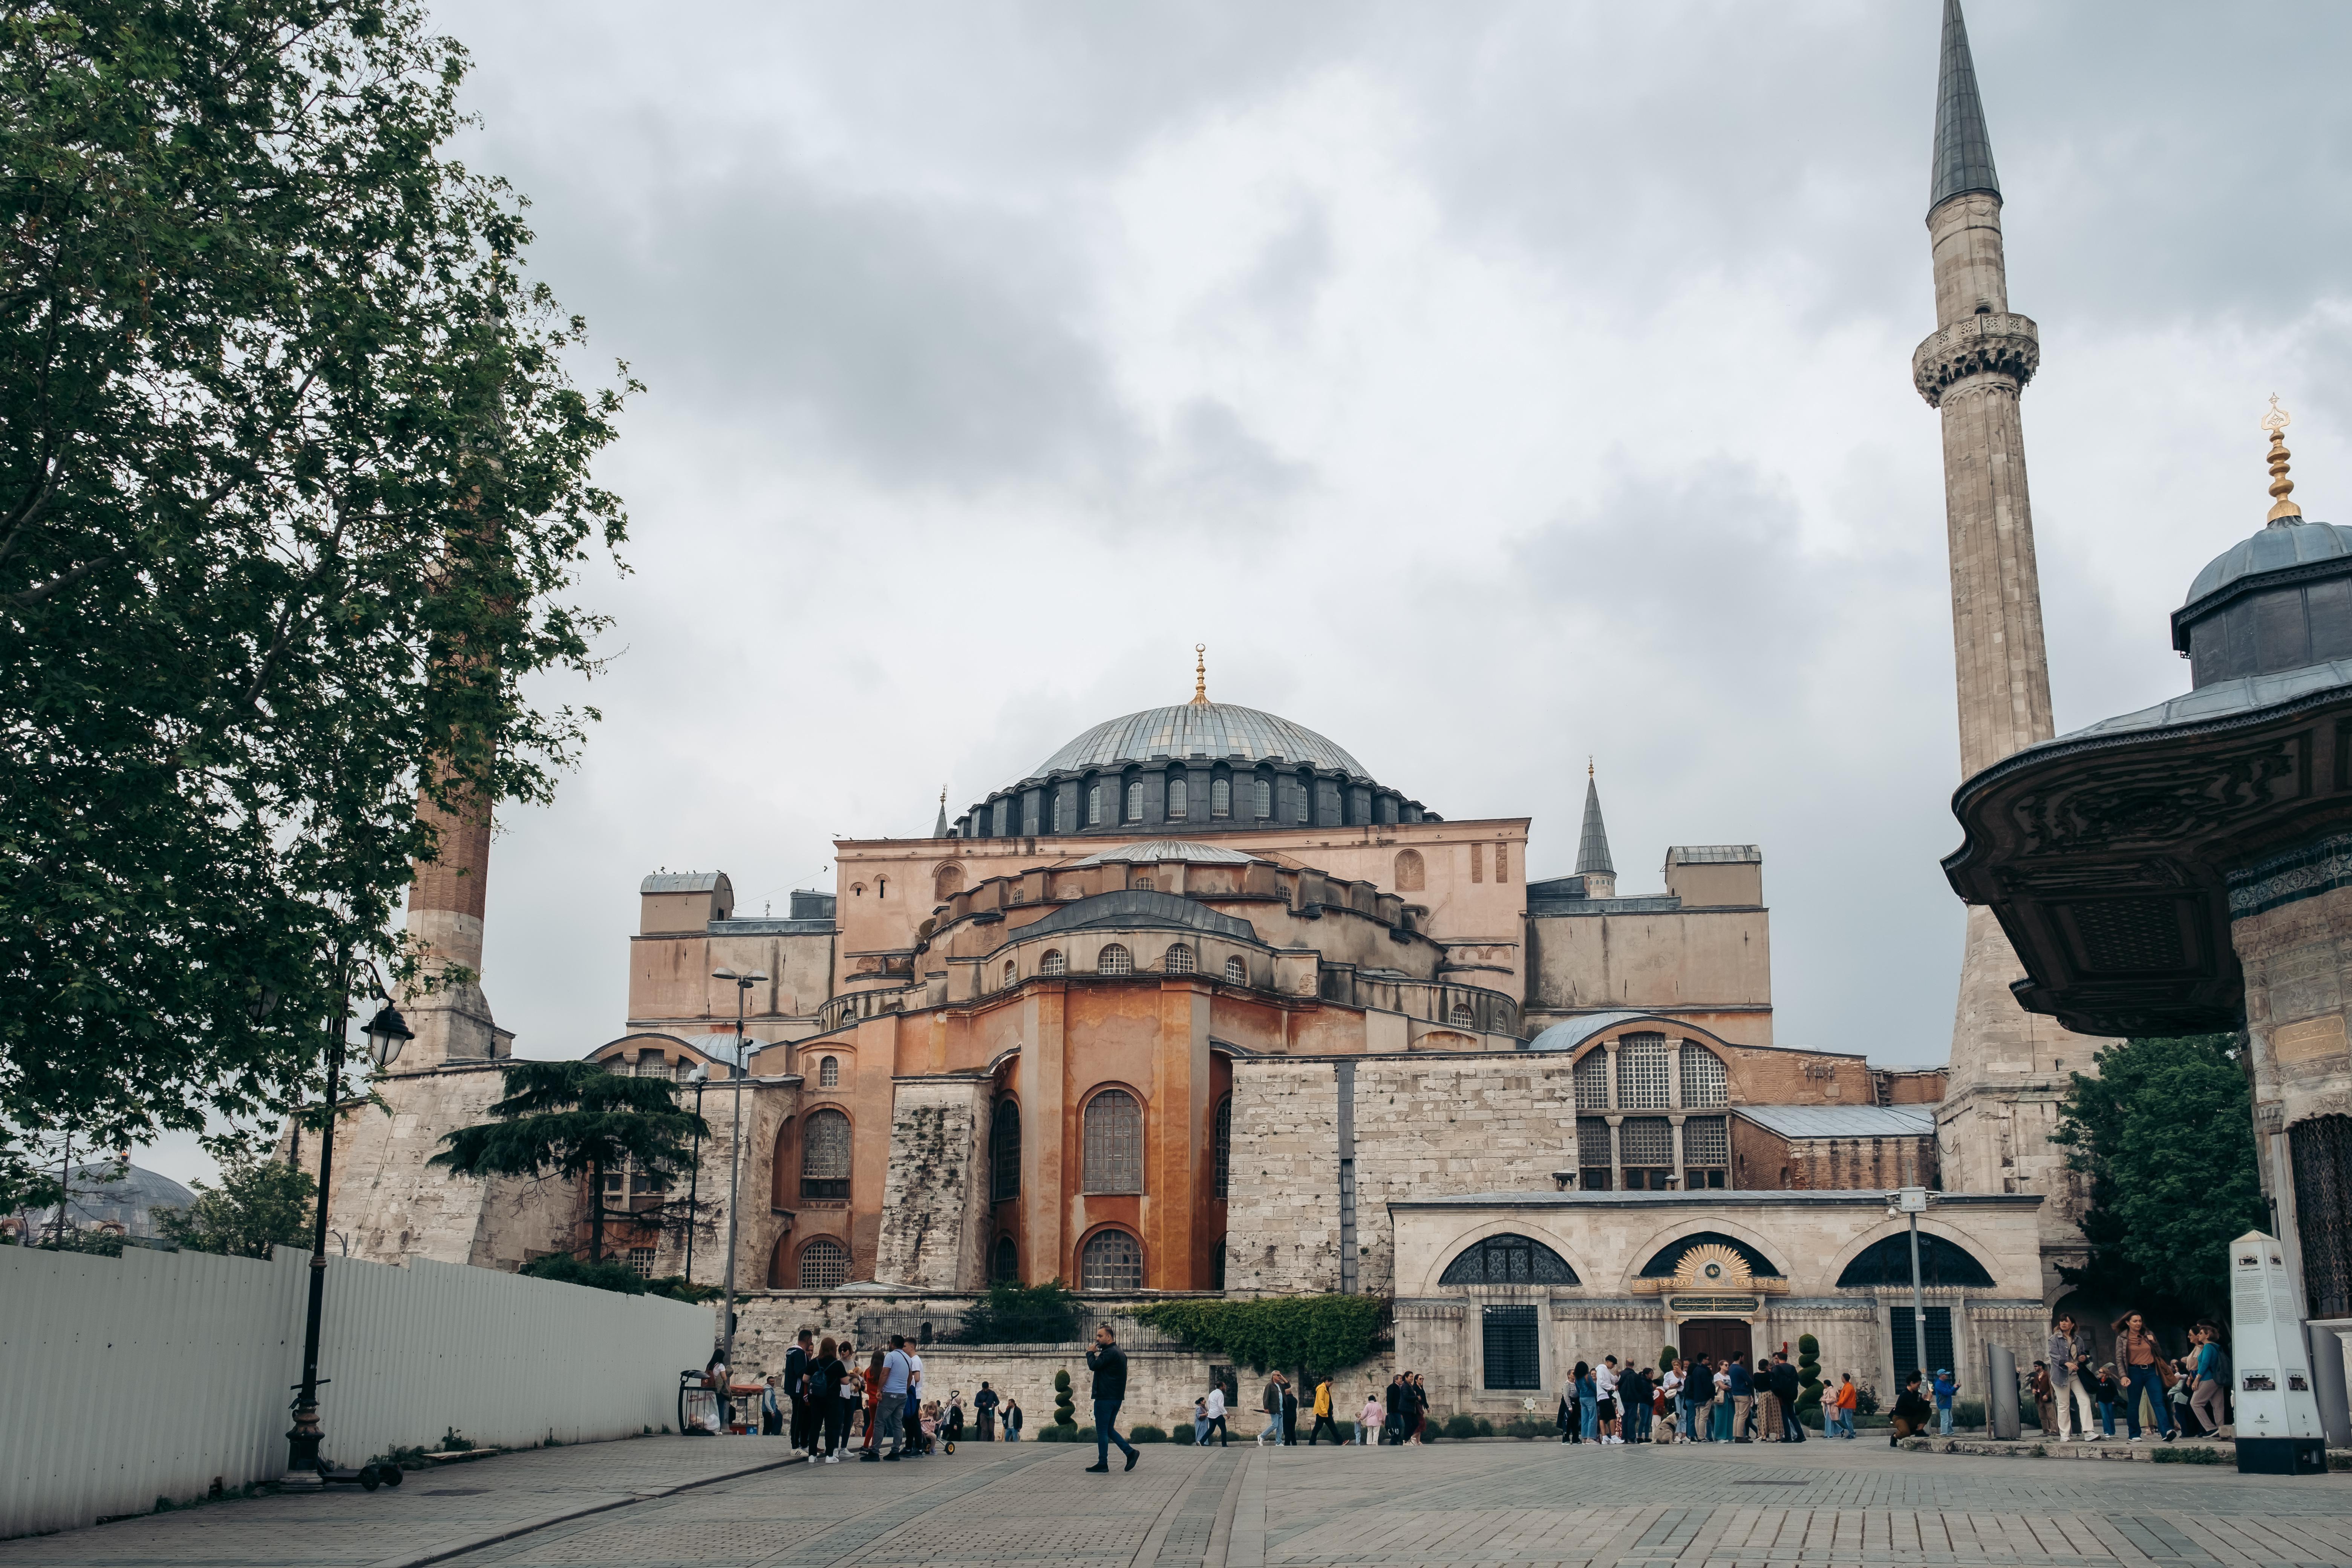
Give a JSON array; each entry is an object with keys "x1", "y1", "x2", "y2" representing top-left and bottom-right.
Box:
[
  {"x1": 1574, "y1": 776, "x2": 1615, "y2": 877},
  {"x1": 1031, "y1": 702, "x2": 1368, "y2": 778},
  {"x1": 1929, "y1": 0, "x2": 2000, "y2": 212}
]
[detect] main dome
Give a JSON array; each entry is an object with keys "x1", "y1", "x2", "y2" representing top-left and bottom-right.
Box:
[{"x1": 1033, "y1": 703, "x2": 1366, "y2": 779}]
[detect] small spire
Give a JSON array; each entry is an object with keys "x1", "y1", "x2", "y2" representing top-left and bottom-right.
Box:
[
  {"x1": 1575, "y1": 768, "x2": 1615, "y2": 879},
  {"x1": 933, "y1": 785, "x2": 949, "y2": 839},
  {"x1": 2263, "y1": 395, "x2": 2303, "y2": 524},
  {"x1": 1929, "y1": 0, "x2": 2000, "y2": 214},
  {"x1": 1190, "y1": 643, "x2": 1210, "y2": 706}
]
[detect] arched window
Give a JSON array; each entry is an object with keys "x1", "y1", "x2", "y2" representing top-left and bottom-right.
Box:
[
  {"x1": 934, "y1": 862, "x2": 964, "y2": 901},
  {"x1": 992, "y1": 1234, "x2": 1018, "y2": 1283},
  {"x1": 1449, "y1": 1001, "x2": 1474, "y2": 1027},
  {"x1": 1253, "y1": 777, "x2": 1271, "y2": 818},
  {"x1": 1050, "y1": 793, "x2": 1064, "y2": 834},
  {"x1": 1124, "y1": 779, "x2": 1143, "y2": 822},
  {"x1": 1168, "y1": 777, "x2": 1187, "y2": 818},
  {"x1": 1679, "y1": 1043, "x2": 1727, "y2": 1107},
  {"x1": 1637, "y1": 1231, "x2": 1783, "y2": 1279},
  {"x1": 1210, "y1": 1236, "x2": 1227, "y2": 1290},
  {"x1": 1295, "y1": 773, "x2": 1312, "y2": 824},
  {"x1": 1040, "y1": 949, "x2": 1066, "y2": 977},
  {"x1": 1165, "y1": 943, "x2": 1195, "y2": 975},
  {"x1": 999, "y1": 959, "x2": 1016, "y2": 989},
  {"x1": 1617, "y1": 1033, "x2": 1669, "y2": 1109},
  {"x1": 990, "y1": 1099, "x2": 1020, "y2": 1202},
  {"x1": 1835, "y1": 1233, "x2": 1995, "y2": 1289},
  {"x1": 876, "y1": 876, "x2": 888, "y2": 898},
  {"x1": 1098, "y1": 943, "x2": 1132, "y2": 977},
  {"x1": 1572, "y1": 1049, "x2": 1609, "y2": 1110},
  {"x1": 1394, "y1": 848, "x2": 1426, "y2": 892},
  {"x1": 1130, "y1": 874, "x2": 1155, "y2": 891},
  {"x1": 1080, "y1": 1227, "x2": 1143, "y2": 1291},
  {"x1": 818, "y1": 1056, "x2": 839, "y2": 1089},
  {"x1": 1438, "y1": 1233, "x2": 1579, "y2": 1285},
  {"x1": 1212, "y1": 777, "x2": 1231, "y2": 818},
  {"x1": 1214, "y1": 1094, "x2": 1232, "y2": 1199},
  {"x1": 1083, "y1": 1088, "x2": 1143, "y2": 1193},
  {"x1": 1224, "y1": 956, "x2": 1246, "y2": 985},
  {"x1": 1087, "y1": 784, "x2": 1103, "y2": 826},
  {"x1": 801, "y1": 1109, "x2": 851, "y2": 1200},
  {"x1": 798, "y1": 1236, "x2": 848, "y2": 1290}
]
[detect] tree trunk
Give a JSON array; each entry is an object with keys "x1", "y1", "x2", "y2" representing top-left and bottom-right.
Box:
[{"x1": 588, "y1": 1161, "x2": 604, "y2": 1264}]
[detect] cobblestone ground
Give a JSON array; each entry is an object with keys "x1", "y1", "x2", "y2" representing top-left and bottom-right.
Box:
[{"x1": 10, "y1": 1436, "x2": 2352, "y2": 1568}]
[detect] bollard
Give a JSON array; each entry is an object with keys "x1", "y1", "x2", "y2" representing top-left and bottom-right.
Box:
[
  {"x1": 1985, "y1": 1342, "x2": 2020, "y2": 1441},
  {"x1": 2307, "y1": 1324, "x2": 2351, "y2": 1450}
]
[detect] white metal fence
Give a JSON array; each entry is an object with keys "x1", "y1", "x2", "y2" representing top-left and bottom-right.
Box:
[{"x1": 0, "y1": 1243, "x2": 714, "y2": 1539}]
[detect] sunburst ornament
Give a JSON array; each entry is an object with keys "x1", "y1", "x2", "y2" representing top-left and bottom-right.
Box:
[{"x1": 1672, "y1": 1242, "x2": 1753, "y2": 1292}]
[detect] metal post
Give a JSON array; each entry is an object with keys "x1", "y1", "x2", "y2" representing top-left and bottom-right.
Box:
[
  {"x1": 684, "y1": 1076, "x2": 706, "y2": 1283},
  {"x1": 50, "y1": 1131, "x2": 69, "y2": 1246},
  {"x1": 719, "y1": 980, "x2": 748, "y2": 1374},
  {"x1": 1908, "y1": 1210, "x2": 1928, "y2": 1387},
  {"x1": 286, "y1": 961, "x2": 349, "y2": 1484}
]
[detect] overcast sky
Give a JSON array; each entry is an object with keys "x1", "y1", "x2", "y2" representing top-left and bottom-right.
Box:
[{"x1": 129, "y1": 2, "x2": 2352, "y2": 1185}]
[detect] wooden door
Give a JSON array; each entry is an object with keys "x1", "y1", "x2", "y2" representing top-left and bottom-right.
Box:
[{"x1": 1679, "y1": 1318, "x2": 1753, "y2": 1369}]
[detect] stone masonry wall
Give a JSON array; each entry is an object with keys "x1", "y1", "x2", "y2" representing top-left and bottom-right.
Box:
[{"x1": 874, "y1": 1078, "x2": 991, "y2": 1291}]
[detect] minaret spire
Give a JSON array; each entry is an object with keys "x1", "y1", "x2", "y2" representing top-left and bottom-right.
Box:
[
  {"x1": 1574, "y1": 761, "x2": 1616, "y2": 898},
  {"x1": 2262, "y1": 397, "x2": 2303, "y2": 523},
  {"x1": 1930, "y1": 0, "x2": 2000, "y2": 212},
  {"x1": 933, "y1": 785, "x2": 949, "y2": 839}
]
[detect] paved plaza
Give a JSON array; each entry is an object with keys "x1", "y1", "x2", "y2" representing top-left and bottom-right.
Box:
[{"x1": 9, "y1": 1436, "x2": 2352, "y2": 1568}]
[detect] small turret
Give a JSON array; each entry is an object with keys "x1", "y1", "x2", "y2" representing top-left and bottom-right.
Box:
[{"x1": 1574, "y1": 761, "x2": 1616, "y2": 899}]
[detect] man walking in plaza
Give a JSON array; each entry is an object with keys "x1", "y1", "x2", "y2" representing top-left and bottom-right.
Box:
[
  {"x1": 1259, "y1": 1370, "x2": 1288, "y2": 1446},
  {"x1": 1203, "y1": 1378, "x2": 1230, "y2": 1446},
  {"x1": 1308, "y1": 1375, "x2": 1340, "y2": 1445},
  {"x1": 972, "y1": 1381, "x2": 998, "y2": 1442},
  {"x1": 1727, "y1": 1354, "x2": 1753, "y2": 1442},
  {"x1": 1383, "y1": 1373, "x2": 1404, "y2": 1446},
  {"x1": 1085, "y1": 1324, "x2": 1140, "y2": 1473},
  {"x1": 1831, "y1": 1373, "x2": 1859, "y2": 1438},
  {"x1": 878, "y1": 1336, "x2": 915, "y2": 1461}
]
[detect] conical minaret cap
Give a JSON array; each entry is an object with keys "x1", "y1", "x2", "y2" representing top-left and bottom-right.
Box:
[
  {"x1": 1574, "y1": 766, "x2": 1615, "y2": 878},
  {"x1": 1930, "y1": 0, "x2": 2001, "y2": 213}
]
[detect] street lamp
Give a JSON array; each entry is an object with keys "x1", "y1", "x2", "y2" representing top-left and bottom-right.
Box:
[
  {"x1": 1887, "y1": 1185, "x2": 1932, "y2": 1394},
  {"x1": 285, "y1": 966, "x2": 410, "y2": 1487},
  {"x1": 710, "y1": 967, "x2": 767, "y2": 1384}
]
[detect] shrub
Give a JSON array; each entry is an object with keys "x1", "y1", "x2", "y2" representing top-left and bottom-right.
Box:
[
  {"x1": 519, "y1": 1254, "x2": 646, "y2": 1295},
  {"x1": 1501, "y1": 1416, "x2": 1551, "y2": 1439},
  {"x1": 1854, "y1": 1386, "x2": 1881, "y2": 1417},
  {"x1": 643, "y1": 1275, "x2": 720, "y2": 1304},
  {"x1": 1658, "y1": 1346, "x2": 1678, "y2": 1372},
  {"x1": 1129, "y1": 1424, "x2": 1168, "y2": 1443},
  {"x1": 1053, "y1": 1369, "x2": 1076, "y2": 1427},
  {"x1": 1954, "y1": 1399, "x2": 1986, "y2": 1429},
  {"x1": 2152, "y1": 1446, "x2": 2223, "y2": 1465},
  {"x1": 1473, "y1": 1416, "x2": 1495, "y2": 1437},
  {"x1": 1033, "y1": 1424, "x2": 1075, "y2": 1443},
  {"x1": 1795, "y1": 1334, "x2": 1823, "y2": 1415},
  {"x1": 1443, "y1": 1413, "x2": 1478, "y2": 1440},
  {"x1": 1076, "y1": 1425, "x2": 1097, "y2": 1443},
  {"x1": 1130, "y1": 1295, "x2": 1386, "y2": 1375},
  {"x1": 955, "y1": 1279, "x2": 1080, "y2": 1344},
  {"x1": 1173, "y1": 1424, "x2": 1197, "y2": 1445}
]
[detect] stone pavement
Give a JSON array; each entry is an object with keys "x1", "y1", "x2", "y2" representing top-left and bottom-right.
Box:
[{"x1": 11, "y1": 1434, "x2": 2352, "y2": 1568}]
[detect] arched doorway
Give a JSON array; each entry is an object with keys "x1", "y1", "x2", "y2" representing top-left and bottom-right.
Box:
[{"x1": 1679, "y1": 1318, "x2": 1753, "y2": 1369}]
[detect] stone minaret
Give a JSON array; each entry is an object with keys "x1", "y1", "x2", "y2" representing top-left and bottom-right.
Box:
[
  {"x1": 1575, "y1": 763, "x2": 1616, "y2": 900},
  {"x1": 1914, "y1": 0, "x2": 2089, "y2": 1269},
  {"x1": 399, "y1": 780, "x2": 504, "y2": 1065}
]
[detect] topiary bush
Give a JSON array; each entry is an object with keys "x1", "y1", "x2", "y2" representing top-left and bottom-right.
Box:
[
  {"x1": 1795, "y1": 1334, "x2": 1824, "y2": 1416},
  {"x1": 1442, "y1": 1413, "x2": 1478, "y2": 1440},
  {"x1": 1130, "y1": 1295, "x2": 1387, "y2": 1375},
  {"x1": 1173, "y1": 1424, "x2": 1197, "y2": 1445},
  {"x1": 1659, "y1": 1345, "x2": 1678, "y2": 1373},
  {"x1": 1129, "y1": 1424, "x2": 1168, "y2": 1443},
  {"x1": 1053, "y1": 1369, "x2": 1076, "y2": 1428}
]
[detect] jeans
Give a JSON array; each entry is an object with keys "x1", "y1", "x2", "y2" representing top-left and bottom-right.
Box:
[
  {"x1": 822, "y1": 1396, "x2": 850, "y2": 1455},
  {"x1": 2121, "y1": 1364, "x2": 2173, "y2": 1438},
  {"x1": 878, "y1": 1392, "x2": 908, "y2": 1458},
  {"x1": 1830, "y1": 1407, "x2": 1855, "y2": 1438},
  {"x1": 1006, "y1": 1423, "x2": 1020, "y2": 1442},
  {"x1": 1579, "y1": 1396, "x2": 1598, "y2": 1440},
  {"x1": 2098, "y1": 1400, "x2": 2116, "y2": 1436},
  {"x1": 1205, "y1": 1415, "x2": 1229, "y2": 1446},
  {"x1": 1258, "y1": 1413, "x2": 1280, "y2": 1446},
  {"x1": 1937, "y1": 1404, "x2": 1952, "y2": 1435},
  {"x1": 1631, "y1": 1401, "x2": 1652, "y2": 1442},
  {"x1": 1095, "y1": 1398, "x2": 1138, "y2": 1465}
]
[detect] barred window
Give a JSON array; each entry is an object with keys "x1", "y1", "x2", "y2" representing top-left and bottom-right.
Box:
[
  {"x1": 1450, "y1": 1002, "x2": 1474, "y2": 1027},
  {"x1": 798, "y1": 1237, "x2": 848, "y2": 1291},
  {"x1": 1050, "y1": 793, "x2": 1064, "y2": 833},
  {"x1": 818, "y1": 1056, "x2": 839, "y2": 1088},
  {"x1": 801, "y1": 1108, "x2": 851, "y2": 1200},
  {"x1": 626, "y1": 1246, "x2": 656, "y2": 1279},
  {"x1": 1081, "y1": 1228, "x2": 1142, "y2": 1292},
  {"x1": 1088, "y1": 784, "x2": 1103, "y2": 825},
  {"x1": 1617, "y1": 1033, "x2": 1669, "y2": 1109},
  {"x1": 1225, "y1": 956, "x2": 1246, "y2": 985},
  {"x1": 1577, "y1": 1118, "x2": 1612, "y2": 1167},
  {"x1": 1254, "y1": 778, "x2": 1271, "y2": 818},
  {"x1": 1125, "y1": 780, "x2": 1143, "y2": 821},
  {"x1": 1439, "y1": 1234, "x2": 1579, "y2": 1286},
  {"x1": 1214, "y1": 1094, "x2": 1232, "y2": 1199},
  {"x1": 1169, "y1": 778, "x2": 1187, "y2": 818},
  {"x1": 1165, "y1": 943, "x2": 1195, "y2": 975},
  {"x1": 992, "y1": 1234, "x2": 1018, "y2": 1283},
  {"x1": 1212, "y1": 778, "x2": 1231, "y2": 818},
  {"x1": 991, "y1": 1100, "x2": 1021, "y2": 1202},
  {"x1": 1573, "y1": 1050, "x2": 1609, "y2": 1110},
  {"x1": 1620, "y1": 1116, "x2": 1672, "y2": 1166},
  {"x1": 1001, "y1": 959, "x2": 1017, "y2": 989},
  {"x1": 1040, "y1": 949, "x2": 1065, "y2": 977},
  {"x1": 1681, "y1": 1114, "x2": 1729, "y2": 1167},
  {"x1": 1295, "y1": 776, "x2": 1311, "y2": 824},
  {"x1": 1083, "y1": 1088, "x2": 1143, "y2": 1193},
  {"x1": 1679, "y1": 1043, "x2": 1728, "y2": 1107},
  {"x1": 1131, "y1": 874, "x2": 1155, "y2": 890},
  {"x1": 1098, "y1": 943, "x2": 1132, "y2": 977}
]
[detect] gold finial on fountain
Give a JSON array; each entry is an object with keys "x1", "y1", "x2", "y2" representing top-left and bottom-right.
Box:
[{"x1": 2263, "y1": 395, "x2": 2303, "y2": 523}]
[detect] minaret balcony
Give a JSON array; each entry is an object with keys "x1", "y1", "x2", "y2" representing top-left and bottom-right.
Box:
[{"x1": 1912, "y1": 311, "x2": 2040, "y2": 406}]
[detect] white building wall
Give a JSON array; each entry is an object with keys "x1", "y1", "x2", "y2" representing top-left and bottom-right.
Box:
[{"x1": 0, "y1": 1243, "x2": 712, "y2": 1540}]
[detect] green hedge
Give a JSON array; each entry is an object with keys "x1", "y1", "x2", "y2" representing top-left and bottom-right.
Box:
[{"x1": 1130, "y1": 1294, "x2": 1386, "y2": 1375}]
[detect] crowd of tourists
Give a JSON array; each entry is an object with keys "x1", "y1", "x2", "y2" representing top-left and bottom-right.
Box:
[{"x1": 713, "y1": 1327, "x2": 1031, "y2": 1462}]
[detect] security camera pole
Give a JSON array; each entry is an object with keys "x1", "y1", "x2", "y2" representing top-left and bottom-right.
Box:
[
  {"x1": 711, "y1": 966, "x2": 767, "y2": 1375},
  {"x1": 1892, "y1": 1185, "x2": 1931, "y2": 1385}
]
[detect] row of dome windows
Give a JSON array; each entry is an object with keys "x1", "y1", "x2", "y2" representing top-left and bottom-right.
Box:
[
  {"x1": 999, "y1": 943, "x2": 1240, "y2": 986},
  {"x1": 969, "y1": 768, "x2": 1418, "y2": 839},
  {"x1": 1571, "y1": 1035, "x2": 1730, "y2": 1110}
]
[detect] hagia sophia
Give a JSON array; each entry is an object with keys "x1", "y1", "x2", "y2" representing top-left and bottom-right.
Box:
[{"x1": 280, "y1": 0, "x2": 2352, "y2": 1417}]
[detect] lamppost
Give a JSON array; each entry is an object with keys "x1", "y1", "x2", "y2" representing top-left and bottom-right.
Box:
[
  {"x1": 684, "y1": 1064, "x2": 710, "y2": 1283},
  {"x1": 1887, "y1": 1185, "x2": 1932, "y2": 1392},
  {"x1": 710, "y1": 967, "x2": 766, "y2": 1378},
  {"x1": 284, "y1": 967, "x2": 412, "y2": 1485}
]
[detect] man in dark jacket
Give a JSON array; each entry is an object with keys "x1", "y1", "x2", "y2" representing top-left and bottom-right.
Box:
[
  {"x1": 1619, "y1": 1364, "x2": 1653, "y2": 1443},
  {"x1": 1769, "y1": 1352, "x2": 1805, "y2": 1442},
  {"x1": 1383, "y1": 1374, "x2": 1404, "y2": 1446},
  {"x1": 972, "y1": 1381, "x2": 998, "y2": 1442},
  {"x1": 1084, "y1": 1325, "x2": 1140, "y2": 1473},
  {"x1": 1891, "y1": 1371, "x2": 1933, "y2": 1446}
]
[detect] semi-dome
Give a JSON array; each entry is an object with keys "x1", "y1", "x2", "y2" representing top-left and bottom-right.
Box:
[
  {"x1": 1071, "y1": 839, "x2": 1263, "y2": 867},
  {"x1": 1035, "y1": 703, "x2": 1366, "y2": 778}
]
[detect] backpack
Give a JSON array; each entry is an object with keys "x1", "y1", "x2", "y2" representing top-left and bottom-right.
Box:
[{"x1": 810, "y1": 1360, "x2": 835, "y2": 1401}]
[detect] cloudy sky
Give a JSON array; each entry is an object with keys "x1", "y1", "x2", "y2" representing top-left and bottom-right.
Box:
[{"x1": 129, "y1": 1, "x2": 2352, "y2": 1182}]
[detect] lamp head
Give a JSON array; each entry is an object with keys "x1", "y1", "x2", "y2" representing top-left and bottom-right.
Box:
[{"x1": 361, "y1": 1003, "x2": 414, "y2": 1069}]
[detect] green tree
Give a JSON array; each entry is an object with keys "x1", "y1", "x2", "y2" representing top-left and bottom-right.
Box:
[
  {"x1": 953, "y1": 1279, "x2": 1080, "y2": 1344},
  {"x1": 1131, "y1": 1294, "x2": 1387, "y2": 1376},
  {"x1": 430, "y1": 1061, "x2": 703, "y2": 1264},
  {"x1": 156, "y1": 1149, "x2": 314, "y2": 1258},
  {"x1": 2053, "y1": 1034, "x2": 2266, "y2": 1323},
  {"x1": 0, "y1": 0, "x2": 633, "y2": 1198}
]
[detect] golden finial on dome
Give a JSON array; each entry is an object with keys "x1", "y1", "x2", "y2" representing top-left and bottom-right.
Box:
[
  {"x1": 2263, "y1": 395, "x2": 2303, "y2": 523},
  {"x1": 1190, "y1": 643, "x2": 1209, "y2": 705}
]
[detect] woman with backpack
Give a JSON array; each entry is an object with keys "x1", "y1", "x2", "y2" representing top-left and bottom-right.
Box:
[{"x1": 808, "y1": 1337, "x2": 848, "y2": 1461}]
